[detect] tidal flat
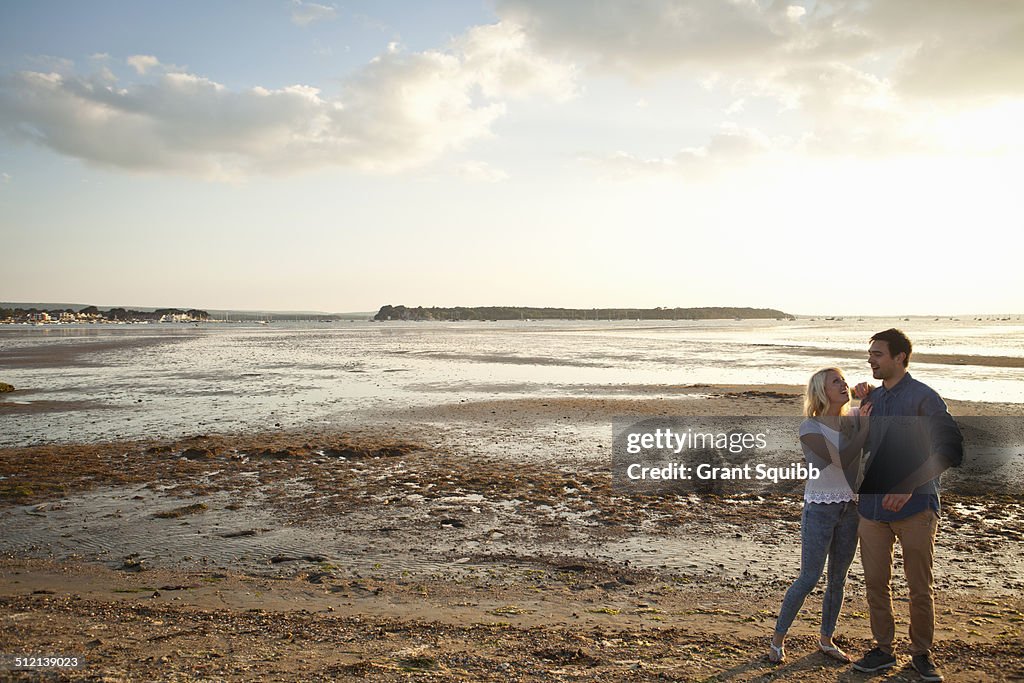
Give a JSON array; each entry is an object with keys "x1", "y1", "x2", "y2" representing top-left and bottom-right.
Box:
[{"x1": 2, "y1": 388, "x2": 1022, "y2": 681}]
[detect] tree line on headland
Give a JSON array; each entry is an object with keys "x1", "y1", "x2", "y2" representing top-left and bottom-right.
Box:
[{"x1": 374, "y1": 305, "x2": 792, "y2": 321}]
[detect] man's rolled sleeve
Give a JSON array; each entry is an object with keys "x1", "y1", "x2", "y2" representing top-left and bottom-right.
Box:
[{"x1": 921, "y1": 392, "x2": 964, "y2": 469}]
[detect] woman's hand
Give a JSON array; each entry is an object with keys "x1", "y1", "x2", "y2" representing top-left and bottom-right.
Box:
[
  {"x1": 859, "y1": 400, "x2": 872, "y2": 431},
  {"x1": 853, "y1": 382, "x2": 875, "y2": 399}
]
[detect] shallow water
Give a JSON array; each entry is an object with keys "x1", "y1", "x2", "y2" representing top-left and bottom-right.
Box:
[{"x1": 2, "y1": 317, "x2": 1023, "y2": 447}]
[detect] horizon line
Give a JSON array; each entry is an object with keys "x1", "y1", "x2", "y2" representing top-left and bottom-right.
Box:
[{"x1": 3, "y1": 302, "x2": 1023, "y2": 319}]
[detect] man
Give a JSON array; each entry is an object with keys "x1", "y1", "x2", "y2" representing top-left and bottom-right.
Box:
[{"x1": 851, "y1": 329, "x2": 963, "y2": 682}]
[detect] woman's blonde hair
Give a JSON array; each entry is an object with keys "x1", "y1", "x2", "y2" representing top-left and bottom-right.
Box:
[{"x1": 804, "y1": 367, "x2": 850, "y2": 418}]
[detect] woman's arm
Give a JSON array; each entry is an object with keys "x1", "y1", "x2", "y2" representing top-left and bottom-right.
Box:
[{"x1": 800, "y1": 410, "x2": 871, "y2": 471}]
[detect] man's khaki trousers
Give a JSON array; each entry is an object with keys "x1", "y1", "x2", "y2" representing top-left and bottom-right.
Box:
[{"x1": 858, "y1": 509, "x2": 939, "y2": 656}]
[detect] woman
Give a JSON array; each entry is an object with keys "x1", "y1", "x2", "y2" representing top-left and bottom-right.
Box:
[{"x1": 768, "y1": 367, "x2": 871, "y2": 664}]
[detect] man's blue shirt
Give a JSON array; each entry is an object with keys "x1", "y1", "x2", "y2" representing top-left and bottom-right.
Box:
[{"x1": 858, "y1": 372, "x2": 964, "y2": 521}]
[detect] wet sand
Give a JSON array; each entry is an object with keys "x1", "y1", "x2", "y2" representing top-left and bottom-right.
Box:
[
  {"x1": 2, "y1": 388, "x2": 1023, "y2": 681},
  {"x1": 0, "y1": 334, "x2": 190, "y2": 370},
  {"x1": 777, "y1": 345, "x2": 1024, "y2": 369}
]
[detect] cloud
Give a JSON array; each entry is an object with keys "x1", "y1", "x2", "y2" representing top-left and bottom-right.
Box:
[
  {"x1": 322, "y1": 48, "x2": 506, "y2": 173},
  {"x1": 583, "y1": 123, "x2": 776, "y2": 178},
  {"x1": 0, "y1": 24, "x2": 575, "y2": 180},
  {"x1": 823, "y1": 0, "x2": 1024, "y2": 100},
  {"x1": 456, "y1": 22, "x2": 576, "y2": 100},
  {"x1": 493, "y1": 1, "x2": 1024, "y2": 168},
  {"x1": 1, "y1": 172, "x2": 10, "y2": 183},
  {"x1": 743, "y1": 63, "x2": 951, "y2": 157},
  {"x1": 893, "y1": 27, "x2": 1024, "y2": 101},
  {"x1": 291, "y1": 0, "x2": 337, "y2": 27},
  {"x1": 496, "y1": 0, "x2": 789, "y2": 77},
  {"x1": 126, "y1": 55, "x2": 160, "y2": 75},
  {"x1": 496, "y1": 0, "x2": 1024, "y2": 102}
]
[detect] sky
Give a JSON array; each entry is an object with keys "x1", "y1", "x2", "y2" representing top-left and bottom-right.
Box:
[{"x1": 1, "y1": 0, "x2": 1023, "y2": 316}]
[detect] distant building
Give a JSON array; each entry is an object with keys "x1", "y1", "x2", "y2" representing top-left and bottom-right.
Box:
[{"x1": 159, "y1": 313, "x2": 196, "y2": 323}]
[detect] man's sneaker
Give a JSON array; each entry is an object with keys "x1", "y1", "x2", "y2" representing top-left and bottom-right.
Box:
[
  {"x1": 852, "y1": 647, "x2": 897, "y2": 673},
  {"x1": 911, "y1": 654, "x2": 944, "y2": 682}
]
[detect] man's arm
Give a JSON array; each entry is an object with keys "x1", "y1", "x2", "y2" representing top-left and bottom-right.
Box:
[
  {"x1": 882, "y1": 392, "x2": 964, "y2": 512},
  {"x1": 922, "y1": 392, "x2": 965, "y2": 468}
]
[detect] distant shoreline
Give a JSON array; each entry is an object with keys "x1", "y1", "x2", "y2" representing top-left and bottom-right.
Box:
[{"x1": 373, "y1": 305, "x2": 793, "y2": 321}]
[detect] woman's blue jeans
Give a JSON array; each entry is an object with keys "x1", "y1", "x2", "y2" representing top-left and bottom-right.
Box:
[{"x1": 774, "y1": 500, "x2": 860, "y2": 638}]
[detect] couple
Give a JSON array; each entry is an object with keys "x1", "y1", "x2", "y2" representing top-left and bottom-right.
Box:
[{"x1": 768, "y1": 329, "x2": 964, "y2": 682}]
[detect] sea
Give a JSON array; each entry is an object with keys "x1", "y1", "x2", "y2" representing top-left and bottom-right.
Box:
[{"x1": 2, "y1": 316, "x2": 1023, "y2": 447}]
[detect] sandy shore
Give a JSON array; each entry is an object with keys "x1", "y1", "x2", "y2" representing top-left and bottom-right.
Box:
[{"x1": 2, "y1": 386, "x2": 1022, "y2": 681}]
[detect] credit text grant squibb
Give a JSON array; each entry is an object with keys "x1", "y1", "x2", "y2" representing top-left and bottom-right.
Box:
[{"x1": 626, "y1": 462, "x2": 821, "y2": 484}]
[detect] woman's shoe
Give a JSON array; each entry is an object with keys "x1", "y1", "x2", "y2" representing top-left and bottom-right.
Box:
[
  {"x1": 768, "y1": 642, "x2": 785, "y2": 663},
  {"x1": 819, "y1": 641, "x2": 852, "y2": 663}
]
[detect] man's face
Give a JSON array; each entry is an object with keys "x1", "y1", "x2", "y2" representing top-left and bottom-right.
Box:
[{"x1": 868, "y1": 339, "x2": 902, "y2": 379}]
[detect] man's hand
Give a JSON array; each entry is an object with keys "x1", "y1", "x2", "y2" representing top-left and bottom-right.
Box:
[
  {"x1": 853, "y1": 382, "x2": 875, "y2": 400},
  {"x1": 882, "y1": 493, "x2": 912, "y2": 512}
]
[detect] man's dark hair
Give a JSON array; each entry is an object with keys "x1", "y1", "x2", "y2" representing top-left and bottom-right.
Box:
[{"x1": 871, "y1": 328, "x2": 912, "y2": 367}]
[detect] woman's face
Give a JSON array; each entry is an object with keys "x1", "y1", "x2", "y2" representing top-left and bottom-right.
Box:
[{"x1": 825, "y1": 370, "x2": 850, "y2": 407}]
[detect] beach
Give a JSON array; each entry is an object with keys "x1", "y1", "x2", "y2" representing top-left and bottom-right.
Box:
[
  {"x1": 8, "y1": 0, "x2": 1024, "y2": 677},
  {"x1": 9, "y1": 0, "x2": 1024, "y2": 674},
  {"x1": 2, "y1": 379, "x2": 1023, "y2": 681}
]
